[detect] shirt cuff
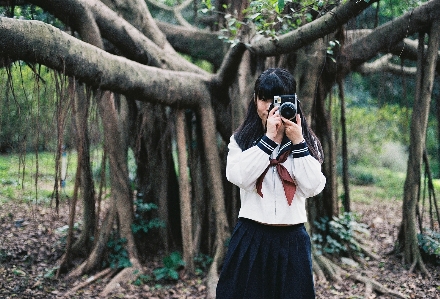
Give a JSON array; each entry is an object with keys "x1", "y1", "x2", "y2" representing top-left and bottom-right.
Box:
[
  {"x1": 257, "y1": 135, "x2": 278, "y2": 155},
  {"x1": 291, "y1": 141, "x2": 310, "y2": 158}
]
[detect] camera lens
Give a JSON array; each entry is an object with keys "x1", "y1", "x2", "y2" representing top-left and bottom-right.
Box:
[{"x1": 279, "y1": 102, "x2": 296, "y2": 120}]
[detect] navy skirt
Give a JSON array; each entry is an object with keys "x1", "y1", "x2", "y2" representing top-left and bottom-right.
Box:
[{"x1": 216, "y1": 218, "x2": 315, "y2": 299}]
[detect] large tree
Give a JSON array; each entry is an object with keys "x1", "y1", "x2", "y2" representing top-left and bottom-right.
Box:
[{"x1": 1, "y1": 0, "x2": 440, "y2": 297}]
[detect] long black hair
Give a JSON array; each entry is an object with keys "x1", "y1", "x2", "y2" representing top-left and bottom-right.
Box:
[{"x1": 234, "y1": 68, "x2": 324, "y2": 164}]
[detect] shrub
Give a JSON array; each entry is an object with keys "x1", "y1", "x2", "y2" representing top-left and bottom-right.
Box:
[
  {"x1": 106, "y1": 237, "x2": 132, "y2": 269},
  {"x1": 153, "y1": 251, "x2": 185, "y2": 281},
  {"x1": 313, "y1": 212, "x2": 370, "y2": 257},
  {"x1": 418, "y1": 228, "x2": 440, "y2": 264}
]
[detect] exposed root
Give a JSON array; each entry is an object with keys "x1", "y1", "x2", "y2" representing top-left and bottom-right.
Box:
[
  {"x1": 348, "y1": 272, "x2": 408, "y2": 299},
  {"x1": 311, "y1": 255, "x2": 326, "y2": 282},
  {"x1": 313, "y1": 249, "x2": 408, "y2": 299},
  {"x1": 63, "y1": 268, "x2": 115, "y2": 297},
  {"x1": 66, "y1": 206, "x2": 115, "y2": 279},
  {"x1": 313, "y1": 253, "x2": 342, "y2": 282},
  {"x1": 206, "y1": 241, "x2": 221, "y2": 299},
  {"x1": 356, "y1": 241, "x2": 380, "y2": 261},
  {"x1": 329, "y1": 262, "x2": 408, "y2": 299},
  {"x1": 206, "y1": 263, "x2": 219, "y2": 299},
  {"x1": 100, "y1": 262, "x2": 143, "y2": 297},
  {"x1": 408, "y1": 258, "x2": 431, "y2": 278},
  {"x1": 365, "y1": 281, "x2": 373, "y2": 298}
]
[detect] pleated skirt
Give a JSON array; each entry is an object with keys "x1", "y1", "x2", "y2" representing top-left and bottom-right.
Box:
[{"x1": 216, "y1": 218, "x2": 315, "y2": 299}]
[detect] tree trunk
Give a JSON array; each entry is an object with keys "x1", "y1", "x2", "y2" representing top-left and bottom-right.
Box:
[
  {"x1": 399, "y1": 20, "x2": 440, "y2": 274},
  {"x1": 97, "y1": 91, "x2": 142, "y2": 295},
  {"x1": 199, "y1": 103, "x2": 230, "y2": 299},
  {"x1": 338, "y1": 78, "x2": 350, "y2": 213}
]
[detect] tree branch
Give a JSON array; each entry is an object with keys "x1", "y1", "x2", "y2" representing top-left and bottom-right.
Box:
[
  {"x1": 212, "y1": 42, "x2": 247, "y2": 89},
  {"x1": 250, "y1": 0, "x2": 378, "y2": 56},
  {"x1": 342, "y1": 0, "x2": 440, "y2": 74},
  {"x1": 29, "y1": 0, "x2": 207, "y2": 74},
  {"x1": 0, "y1": 17, "x2": 211, "y2": 107},
  {"x1": 356, "y1": 54, "x2": 417, "y2": 76},
  {"x1": 156, "y1": 20, "x2": 226, "y2": 69},
  {"x1": 346, "y1": 29, "x2": 440, "y2": 73},
  {"x1": 147, "y1": 0, "x2": 195, "y2": 29}
]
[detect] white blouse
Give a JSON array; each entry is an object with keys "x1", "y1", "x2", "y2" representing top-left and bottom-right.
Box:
[{"x1": 226, "y1": 135, "x2": 326, "y2": 225}]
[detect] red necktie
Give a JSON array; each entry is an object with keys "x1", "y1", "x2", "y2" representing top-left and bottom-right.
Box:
[{"x1": 256, "y1": 151, "x2": 296, "y2": 206}]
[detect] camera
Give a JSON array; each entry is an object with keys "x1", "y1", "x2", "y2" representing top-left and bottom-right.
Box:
[{"x1": 269, "y1": 94, "x2": 298, "y2": 121}]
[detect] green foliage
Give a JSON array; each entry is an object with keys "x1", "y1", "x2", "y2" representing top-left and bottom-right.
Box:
[
  {"x1": 0, "y1": 249, "x2": 11, "y2": 263},
  {"x1": 133, "y1": 273, "x2": 153, "y2": 286},
  {"x1": 348, "y1": 166, "x2": 406, "y2": 203},
  {"x1": 341, "y1": 103, "x2": 410, "y2": 168},
  {"x1": 132, "y1": 199, "x2": 165, "y2": 234},
  {"x1": 194, "y1": 253, "x2": 213, "y2": 275},
  {"x1": 179, "y1": 53, "x2": 214, "y2": 73},
  {"x1": 349, "y1": 166, "x2": 376, "y2": 186},
  {"x1": 375, "y1": 0, "x2": 428, "y2": 19},
  {"x1": 326, "y1": 40, "x2": 340, "y2": 62},
  {"x1": 153, "y1": 251, "x2": 185, "y2": 281},
  {"x1": 200, "y1": 0, "x2": 337, "y2": 44},
  {"x1": 218, "y1": 12, "x2": 243, "y2": 46},
  {"x1": 0, "y1": 63, "x2": 62, "y2": 153},
  {"x1": 313, "y1": 212, "x2": 369, "y2": 257},
  {"x1": 43, "y1": 267, "x2": 59, "y2": 279},
  {"x1": 0, "y1": 4, "x2": 64, "y2": 28},
  {"x1": 418, "y1": 228, "x2": 440, "y2": 264},
  {"x1": 106, "y1": 238, "x2": 132, "y2": 269}
]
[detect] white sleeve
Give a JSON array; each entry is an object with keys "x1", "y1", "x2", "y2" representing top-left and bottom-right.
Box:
[
  {"x1": 289, "y1": 142, "x2": 326, "y2": 198},
  {"x1": 225, "y1": 135, "x2": 277, "y2": 192}
]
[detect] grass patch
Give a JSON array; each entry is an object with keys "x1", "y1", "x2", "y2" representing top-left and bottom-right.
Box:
[
  {"x1": 0, "y1": 151, "x2": 77, "y2": 204},
  {"x1": 346, "y1": 165, "x2": 405, "y2": 204},
  {"x1": 347, "y1": 164, "x2": 440, "y2": 204}
]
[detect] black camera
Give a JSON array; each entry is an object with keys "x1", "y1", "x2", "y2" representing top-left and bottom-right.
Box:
[{"x1": 269, "y1": 94, "x2": 298, "y2": 121}]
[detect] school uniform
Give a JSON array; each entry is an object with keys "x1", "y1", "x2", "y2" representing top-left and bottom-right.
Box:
[{"x1": 216, "y1": 134, "x2": 326, "y2": 299}]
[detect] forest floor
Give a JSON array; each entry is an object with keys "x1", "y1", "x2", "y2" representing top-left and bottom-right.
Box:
[{"x1": 0, "y1": 198, "x2": 439, "y2": 299}]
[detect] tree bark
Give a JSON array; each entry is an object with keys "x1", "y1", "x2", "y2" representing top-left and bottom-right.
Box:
[
  {"x1": 399, "y1": 19, "x2": 440, "y2": 274},
  {"x1": 341, "y1": 0, "x2": 440, "y2": 75},
  {"x1": 176, "y1": 109, "x2": 195, "y2": 272},
  {"x1": 71, "y1": 82, "x2": 96, "y2": 258},
  {"x1": 96, "y1": 91, "x2": 143, "y2": 296},
  {"x1": 198, "y1": 103, "x2": 230, "y2": 299},
  {"x1": 338, "y1": 78, "x2": 350, "y2": 213}
]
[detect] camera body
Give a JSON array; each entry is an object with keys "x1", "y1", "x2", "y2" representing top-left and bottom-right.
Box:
[{"x1": 269, "y1": 94, "x2": 298, "y2": 121}]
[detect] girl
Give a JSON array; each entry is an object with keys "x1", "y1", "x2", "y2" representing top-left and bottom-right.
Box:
[{"x1": 216, "y1": 68, "x2": 326, "y2": 299}]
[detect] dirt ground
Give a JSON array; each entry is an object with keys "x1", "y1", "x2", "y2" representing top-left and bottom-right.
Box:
[{"x1": 0, "y1": 199, "x2": 439, "y2": 299}]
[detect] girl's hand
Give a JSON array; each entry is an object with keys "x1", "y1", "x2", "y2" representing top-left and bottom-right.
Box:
[
  {"x1": 265, "y1": 106, "x2": 284, "y2": 144},
  {"x1": 282, "y1": 113, "x2": 304, "y2": 144}
]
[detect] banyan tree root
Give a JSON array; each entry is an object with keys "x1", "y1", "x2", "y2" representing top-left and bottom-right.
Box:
[
  {"x1": 100, "y1": 262, "x2": 143, "y2": 297},
  {"x1": 66, "y1": 206, "x2": 116, "y2": 279},
  {"x1": 314, "y1": 253, "x2": 408, "y2": 299},
  {"x1": 313, "y1": 254, "x2": 343, "y2": 282},
  {"x1": 348, "y1": 272, "x2": 408, "y2": 299},
  {"x1": 63, "y1": 268, "x2": 115, "y2": 297}
]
